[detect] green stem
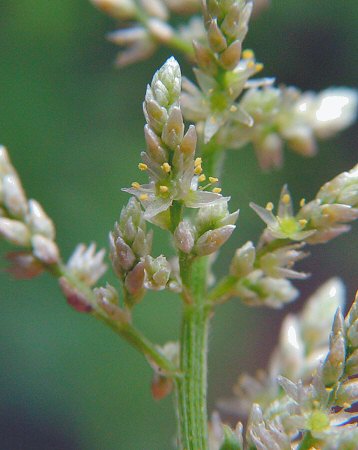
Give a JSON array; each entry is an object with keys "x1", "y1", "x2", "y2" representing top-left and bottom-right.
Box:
[
  {"x1": 49, "y1": 263, "x2": 178, "y2": 376},
  {"x1": 297, "y1": 432, "x2": 320, "y2": 450},
  {"x1": 176, "y1": 256, "x2": 211, "y2": 449},
  {"x1": 134, "y1": 4, "x2": 194, "y2": 59}
]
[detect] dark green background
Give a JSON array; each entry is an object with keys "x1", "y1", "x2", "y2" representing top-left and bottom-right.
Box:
[{"x1": 0, "y1": 1, "x2": 357, "y2": 449}]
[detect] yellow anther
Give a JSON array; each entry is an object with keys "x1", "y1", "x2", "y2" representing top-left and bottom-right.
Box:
[
  {"x1": 265, "y1": 202, "x2": 274, "y2": 211},
  {"x1": 255, "y1": 63, "x2": 264, "y2": 72},
  {"x1": 282, "y1": 194, "x2": 291, "y2": 204},
  {"x1": 247, "y1": 61, "x2": 255, "y2": 70},
  {"x1": 242, "y1": 49, "x2": 254, "y2": 59},
  {"x1": 299, "y1": 219, "x2": 308, "y2": 227},
  {"x1": 229, "y1": 105, "x2": 238, "y2": 112},
  {"x1": 139, "y1": 194, "x2": 149, "y2": 201},
  {"x1": 159, "y1": 185, "x2": 169, "y2": 193},
  {"x1": 138, "y1": 163, "x2": 148, "y2": 171},
  {"x1": 131, "y1": 182, "x2": 141, "y2": 189},
  {"x1": 300, "y1": 198, "x2": 306, "y2": 207},
  {"x1": 198, "y1": 174, "x2": 206, "y2": 182},
  {"x1": 212, "y1": 187, "x2": 222, "y2": 194},
  {"x1": 194, "y1": 165, "x2": 203, "y2": 175},
  {"x1": 209, "y1": 177, "x2": 219, "y2": 183},
  {"x1": 194, "y1": 157, "x2": 202, "y2": 167},
  {"x1": 161, "y1": 162, "x2": 171, "y2": 173}
]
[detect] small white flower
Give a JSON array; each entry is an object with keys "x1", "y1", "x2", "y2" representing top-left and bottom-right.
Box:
[{"x1": 67, "y1": 243, "x2": 107, "y2": 286}]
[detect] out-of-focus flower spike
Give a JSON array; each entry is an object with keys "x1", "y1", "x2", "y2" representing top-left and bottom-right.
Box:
[
  {"x1": 0, "y1": 218, "x2": 31, "y2": 246},
  {"x1": 322, "y1": 308, "x2": 346, "y2": 387},
  {"x1": 301, "y1": 278, "x2": 345, "y2": 352},
  {"x1": 311, "y1": 88, "x2": 358, "y2": 139},
  {"x1": 2, "y1": 174, "x2": 28, "y2": 218},
  {"x1": 27, "y1": 199, "x2": 55, "y2": 240},
  {"x1": 31, "y1": 234, "x2": 60, "y2": 265},
  {"x1": 140, "y1": 0, "x2": 168, "y2": 20},
  {"x1": 6, "y1": 251, "x2": 44, "y2": 279},
  {"x1": 107, "y1": 27, "x2": 147, "y2": 46},
  {"x1": 91, "y1": 0, "x2": 137, "y2": 20},
  {"x1": 116, "y1": 40, "x2": 156, "y2": 67}
]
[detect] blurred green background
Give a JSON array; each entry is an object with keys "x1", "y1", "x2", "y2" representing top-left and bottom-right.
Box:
[{"x1": 0, "y1": 1, "x2": 357, "y2": 449}]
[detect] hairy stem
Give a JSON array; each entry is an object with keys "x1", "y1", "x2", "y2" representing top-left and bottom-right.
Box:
[{"x1": 176, "y1": 256, "x2": 211, "y2": 449}]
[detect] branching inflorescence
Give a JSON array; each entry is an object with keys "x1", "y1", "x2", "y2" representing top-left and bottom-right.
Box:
[{"x1": 1, "y1": 0, "x2": 357, "y2": 449}]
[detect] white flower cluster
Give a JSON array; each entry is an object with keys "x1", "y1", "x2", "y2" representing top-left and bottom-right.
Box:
[
  {"x1": 210, "y1": 279, "x2": 358, "y2": 449},
  {"x1": 0, "y1": 146, "x2": 59, "y2": 272}
]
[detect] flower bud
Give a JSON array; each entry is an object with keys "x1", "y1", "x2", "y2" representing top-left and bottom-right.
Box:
[
  {"x1": 31, "y1": 234, "x2": 60, "y2": 265},
  {"x1": 220, "y1": 40, "x2": 242, "y2": 70},
  {"x1": 346, "y1": 349, "x2": 358, "y2": 376},
  {"x1": 151, "y1": 373, "x2": 173, "y2": 400},
  {"x1": 111, "y1": 234, "x2": 136, "y2": 271},
  {"x1": 0, "y1": 218, "x2": 31, "y2": 246},
  {"x1": 27, "y1": 199, "x2": 55, "y2": 239},
  {"x1": 59, "y1": 277, "x2": 93, "y2": 313},
  {"x1": 143, "y1": 255, "x2": 171, "y2": 290},
  {"x1": 2, "y1": 174, "x2": 28, "y2": 218},
  {"x1": 336, "y1": 379, "x2": 358, "y2": 408},
  {"x1": 180, "y1": 125, "x2": 197, "y2": 155},
  {"x1": 230, "y1": 241, "x2": 256, "y2": 277},
  {"x1": 195, "y1": 224, "x2": 235, "y2": 256},
  {"x1": 322, "y1": 309, "x2": 346, "y2": 387},
  {"x1": 125, "y1": 261, "x2": 145, "y2": 300},
  {"x1": 161, "y1": 106, "x2": 184, "y2": 150},
  {"x1": 174, "y1": 221, "x2": 195, "y2": 253},
  {"x1": 347, "y1": 318, "x2": 358, "y2": 347},
  {"x1": 207, "y1": 19, "x2": 227, "y2": 53},
  {"x1": 144, "y1": 124, "x2": 167, "y2": 164},
  {"x1": 193, "y1": 41, "x2": 217, "y2": 74}
]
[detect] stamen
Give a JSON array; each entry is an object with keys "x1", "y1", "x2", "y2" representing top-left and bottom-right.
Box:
[
  {"x1": 242, "y1": 49, "x2": 254, "y2": 59},
  {"x1": 247, "y1": 61, "x2": 255, "y2": 70},
  {"x1": 282, "y1": 194, "x2": 291, "y2": 205},
  {"x1": 131, "y1": 182, "x2": 140, "y2": 189},
  {"x1": 159, "y1": 185, "x2": 169, "y2": 193},
  {"x1": 161, "y1": 162, "x2": 171, "y2": 173},
  {"x1": 212, "y1": 187, "x2": 222, "y2": 194},
  {"x1": 194, "y1": 165, "x2": 203, "y2": 175},
  {"x1": 138, "y1": 163, "x2": 148, "y2": 171},
  {"x1": 299, "y1": 219, "x2": 307, "y2": 227},
  {"x1": 229, "y1": 105, "x2": 238, "y2": 112},
  {"x1": 194, "y1": 157, "x2": 202, "y2": 167},
  {"x1": 300, "y1": 198, "x2": 306, "y2": 207},
  {"x1": 139, "y1": 194, "x2": 149, "y2": 201},
  {"x1": 198, "y1": 174, "x2": 206, "y2": 182},
  {"x1": 209, "y1": 177, "x2": 218, "y2": 183},
  {"x1": 265, "y1": 202, "x2": 274, "y2": 211},
  {"x1": 255, "y1": 63, "x2": 264, "y2": 72}
]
